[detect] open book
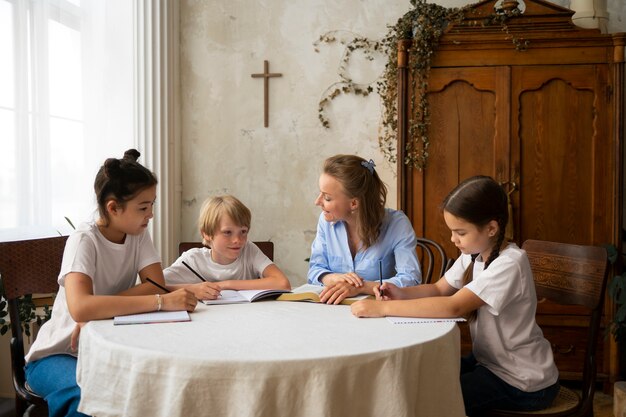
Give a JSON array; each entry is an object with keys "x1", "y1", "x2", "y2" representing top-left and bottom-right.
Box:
[
  {"x1": 202, "y1": 289, "x2": 291, "y2": 305},
  {"x1": 276, "y1": 284, "x2": 373, "y2": 305},
  {"x1": 113, "y1": 310, "x2": 191, "y2": 325}
]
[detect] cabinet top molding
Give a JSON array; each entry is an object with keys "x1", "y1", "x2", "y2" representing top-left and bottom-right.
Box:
[{"x1": 414, "y1": 0, "x2": 626, "y2": 66}]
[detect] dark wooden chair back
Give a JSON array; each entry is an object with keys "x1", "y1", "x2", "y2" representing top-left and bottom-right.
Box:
[
  {"x1": 178, "y1": 241, "x2": 274, "y2": 261},
  {"x1": 415, "y1": 237, "x2": 449, "y2": 284},
  {"x1": 487, "y1": 239, "x2": 609, "y2": 417},
  {"x1": 0, "y1": 236, "x2": 68, "y2": 416}
]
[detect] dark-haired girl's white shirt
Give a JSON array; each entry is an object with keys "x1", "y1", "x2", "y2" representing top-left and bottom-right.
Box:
[
  {"x1": 25, "y1": 221, "x2": 161, "y2": 363},
  {"x1": 444, "y1": 243, "x2": 558, "y2": 392}
]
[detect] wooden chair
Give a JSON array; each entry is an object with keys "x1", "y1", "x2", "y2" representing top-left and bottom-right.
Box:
[
  {"x1": 0, "y1": 236, "x2": 68, "y2": 417},
  {"x1": 415, "y1": 237, "x2": 449, "y2": 284},
  {"x1": 178, "y1": 241, "x2": 274, "y2": 261},
  {"x1": 486, "y1": 239, "x2": 609, "y2": 417}
]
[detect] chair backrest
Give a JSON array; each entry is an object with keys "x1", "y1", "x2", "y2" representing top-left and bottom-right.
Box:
[
  {"x1": 415, "y1": 237, "x2": 449, "y2": 284},
  {"x1": 522, "y1": 239, "x2": 609, "y2": 415},
  {"x1": 0, "y1": 235, "x2": 67, "y2": 415},
  {"x1": 178, "y1": 241, "x2": 274, "y2": 261}
]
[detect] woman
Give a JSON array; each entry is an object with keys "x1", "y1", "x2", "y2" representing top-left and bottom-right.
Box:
[{"x1": 308, "y1": 154, "x2": 421, "y2": 304}]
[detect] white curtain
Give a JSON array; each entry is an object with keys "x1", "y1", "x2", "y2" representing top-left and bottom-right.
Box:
[
  {"x1": 0, "y1": 0, "x2": 180, "y2": 261},
  {"x1": 0, "y1": 0, "x2": 134, "y2": 239}
]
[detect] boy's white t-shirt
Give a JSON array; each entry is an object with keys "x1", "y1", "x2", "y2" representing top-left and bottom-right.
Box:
[
  {"x1": 445, "y1": 243, "x2": 558, "y2": 392},
  {"x1": 164, "y1": 241, "x2": 273, "y2": 284},
  {"x1": 25, "y1": 222, "x2": 161, "y2": 363}
]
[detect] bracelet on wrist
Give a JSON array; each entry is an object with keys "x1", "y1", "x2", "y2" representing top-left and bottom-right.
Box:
[{"x1": 155, "y1": 293, "x2": 162, "y2": 311}]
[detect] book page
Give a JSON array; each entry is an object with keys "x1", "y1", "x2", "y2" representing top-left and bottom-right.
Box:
[
  {"x1": 202, "y1": 290, "x2": 249, "y2": 305},
  {"x1": 291, "y1": 284, "x2": 323, "y2": 294},
  {"x1": 113, "y1": 310, "x2": 190, "y2": 325}
]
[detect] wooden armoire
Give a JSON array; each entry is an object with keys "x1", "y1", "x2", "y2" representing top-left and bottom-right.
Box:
[{"x1": 396, "y1": 0, "x2": 625, "y2": 385}]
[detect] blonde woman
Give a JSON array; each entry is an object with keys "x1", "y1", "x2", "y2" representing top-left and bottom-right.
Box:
[{"x1": 308, "y1": 154, "x2": 421, "y2": 304}]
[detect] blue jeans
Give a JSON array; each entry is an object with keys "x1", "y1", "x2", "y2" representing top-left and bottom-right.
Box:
[
  {"x1": 461, "y1": 354, "x2": 559, "y2": 416},
  {"x1": 25, "y1": 354, "x2": 90, "y2": 417}
]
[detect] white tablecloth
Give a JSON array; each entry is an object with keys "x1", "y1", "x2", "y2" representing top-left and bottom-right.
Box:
[{"x1": 76, "y1": 301, "x2": 465, "y2": 417}]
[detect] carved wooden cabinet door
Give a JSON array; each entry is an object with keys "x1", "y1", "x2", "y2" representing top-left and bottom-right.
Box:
[
  {"x1": 511, "y1": 64, "x2": 617, "y2": 247},
  {"x1": 407, "y1": 66, "x2": 511, "y2": 257}
]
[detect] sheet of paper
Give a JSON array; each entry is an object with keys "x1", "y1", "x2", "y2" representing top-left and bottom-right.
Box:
[{"x1": 386, "y1": 316, "x2": 466, "y2": 324}]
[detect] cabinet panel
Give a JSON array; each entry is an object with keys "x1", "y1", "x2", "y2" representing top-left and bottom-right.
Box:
[
  {"x1": 410, "y1": 67, "x2": 507, "y2": 255},
  {"x1": 511, "y1": 65, "x2": 614, "y2": 246}
]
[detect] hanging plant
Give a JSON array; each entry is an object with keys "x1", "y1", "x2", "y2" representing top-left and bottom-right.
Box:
[
  {"x1": 315, "y1": 0, "x2": 527, "y2": 169},
  {"x1": 378, "y1": 1, "x2": 467, "y2": 169}
]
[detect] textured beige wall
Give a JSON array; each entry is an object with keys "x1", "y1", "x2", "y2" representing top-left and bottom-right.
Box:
[
  {"x1": 179, "y1": 0, "x2": 413, "y2": 286},
  {"x1": 178, "y1": 0, "x2": 626, "y2": 288}
]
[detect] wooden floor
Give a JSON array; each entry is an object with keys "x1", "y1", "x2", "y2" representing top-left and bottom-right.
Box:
[{"x1": 596, "y1": 389, "x2": 616, "y2": 417}]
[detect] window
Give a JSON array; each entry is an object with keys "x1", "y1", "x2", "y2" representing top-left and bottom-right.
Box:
[{"x1": 0, "y1": 0, "x2": 134, "y2": 239}]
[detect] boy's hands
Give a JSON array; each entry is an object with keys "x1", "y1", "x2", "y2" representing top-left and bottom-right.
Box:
[{"x1": 187, "y1": 282, "x2": 222, "y2": 300}]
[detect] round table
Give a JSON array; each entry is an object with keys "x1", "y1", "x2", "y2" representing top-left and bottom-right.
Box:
[{"x1": 77, "y1": 301, "x2": 465, "y2": 417}]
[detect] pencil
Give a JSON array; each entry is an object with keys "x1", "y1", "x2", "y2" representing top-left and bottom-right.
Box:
[
  {"x1": 182, "y1": 261, "x2": 207, "y2": 282},
  {"x1": 379, "y1": 260, "x2": 384, "y2": 297},
  {"x1": 146, "y1": 277, "x2": 171, "y2": 293}
]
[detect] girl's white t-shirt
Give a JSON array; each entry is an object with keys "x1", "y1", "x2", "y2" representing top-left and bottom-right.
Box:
[
  {"x1": 445, "y1": 243, "x2": 558, "y2": 392},
  {"x1": 163, "y1": 241, "x2": 273, "y2": 284},
  {"x1": 25, "y1": 222, "x2": 161, "y2": 363}
]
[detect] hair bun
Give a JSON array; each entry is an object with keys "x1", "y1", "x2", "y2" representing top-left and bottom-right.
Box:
[
  {"x1": 103, "y1": 158, "x2": 122, "y2": 178},
  {"x1": 123, "y1": 149, "x2": 141, "y2": 162}
]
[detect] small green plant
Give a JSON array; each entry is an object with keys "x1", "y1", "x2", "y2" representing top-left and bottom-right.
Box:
[{"x1": 0, "y1": 278, "x2": 53, "y2": 337}]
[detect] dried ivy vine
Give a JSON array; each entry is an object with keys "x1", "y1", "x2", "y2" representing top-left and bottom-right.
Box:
[
  {"x1": 313, "y1": 31, "x2": 380, "y2": 129},
  {"x1": 315, "y1": 0, "x2": 528, "y2": 169}
]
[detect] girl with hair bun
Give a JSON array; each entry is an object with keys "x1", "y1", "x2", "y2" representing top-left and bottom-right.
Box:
[
  {"x1": 25, "y1": 149, "x2": 197, "y2": 417},
  {"x1": 351, "y1": 175, "x2": 559, "y2": 416}
]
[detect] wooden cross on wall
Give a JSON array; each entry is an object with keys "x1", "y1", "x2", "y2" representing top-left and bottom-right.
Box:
[{"x1": 251, "y1": 60, "x2": 282, "y2": 127}]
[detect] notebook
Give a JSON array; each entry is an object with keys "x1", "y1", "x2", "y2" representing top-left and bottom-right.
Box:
[{"x1": 113, "y1": 310, "x2": 191, "y2": 325}]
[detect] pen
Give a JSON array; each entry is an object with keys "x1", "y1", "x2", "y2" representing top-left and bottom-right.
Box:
[
  {"x1": 182, "y1": 261, "x2": 207, "y2": 282},
  {"x1": 146, "y1": 277, "x2": 171, "y2": 293},
  {"x1": 379, "y1": 260, "x2": 384, "y2": 297}
]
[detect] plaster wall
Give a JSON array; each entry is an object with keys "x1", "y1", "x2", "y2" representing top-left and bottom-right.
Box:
[{"x1": 178, "y1": 0, "x2": 626, "y2": 287}]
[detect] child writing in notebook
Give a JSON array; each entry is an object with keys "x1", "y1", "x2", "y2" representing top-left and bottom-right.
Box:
[
  {"x1": 351, "y1": 175, "x2": 559, "y2": 416},
  {"x1": 164, "y1": 195, "x2": 290, "y2": 298},
  {"x1": 25, "y1": 149, "x2": 197, "y2": 417}
]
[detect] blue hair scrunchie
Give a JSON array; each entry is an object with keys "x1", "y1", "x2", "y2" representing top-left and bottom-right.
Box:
[{"x1": 360, "y1": 159, "x2": 375, "y2": 174}]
